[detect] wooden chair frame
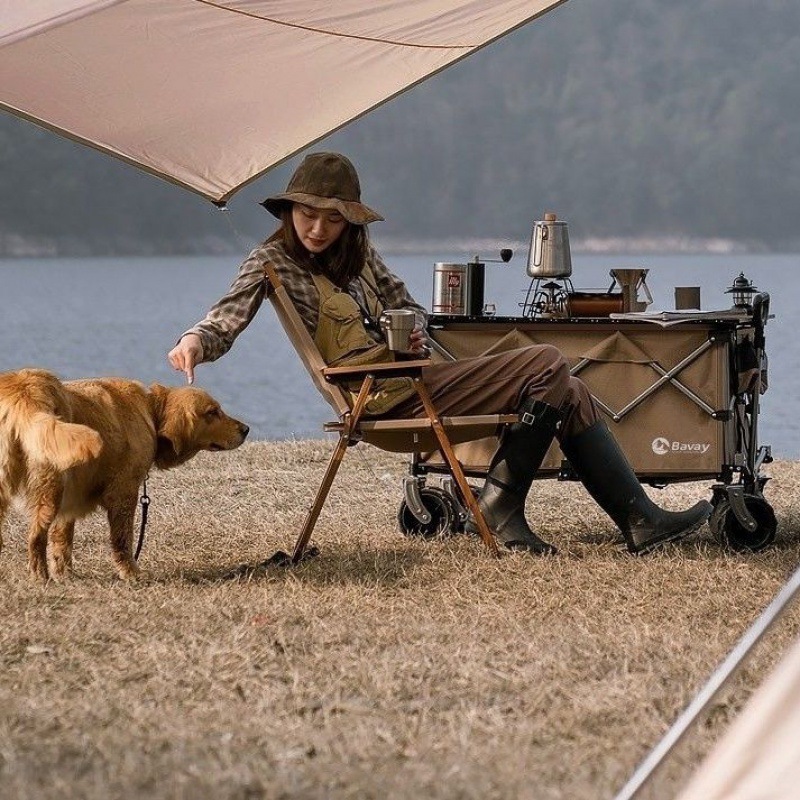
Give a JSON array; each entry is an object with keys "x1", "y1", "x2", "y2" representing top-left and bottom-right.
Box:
[{"x1": 265, "y1": 263, "x2": 517, "y2": 563}]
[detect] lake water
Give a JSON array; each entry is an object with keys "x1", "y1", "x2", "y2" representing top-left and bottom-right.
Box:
[{"x1": 1, "y1": 251, "x2": 797, "y2": 456}]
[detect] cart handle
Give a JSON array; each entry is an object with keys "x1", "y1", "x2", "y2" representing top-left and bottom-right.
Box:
[{"x1": 751, "y1": 292, "x2": 770, "y2": 350}]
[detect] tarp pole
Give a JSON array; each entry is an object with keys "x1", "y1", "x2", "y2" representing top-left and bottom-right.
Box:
[{"x1": 612, "y1": 561, "x2": 800, "y2": 800}]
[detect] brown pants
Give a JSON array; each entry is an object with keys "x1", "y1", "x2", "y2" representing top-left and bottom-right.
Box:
[{"x1": 391, "y1": 345, "x2": 598, "y2": 439}]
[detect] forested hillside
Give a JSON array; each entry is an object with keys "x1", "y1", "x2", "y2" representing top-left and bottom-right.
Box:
[{"x1": 1, "y1": 0, "x2": 798, "y2": 255}]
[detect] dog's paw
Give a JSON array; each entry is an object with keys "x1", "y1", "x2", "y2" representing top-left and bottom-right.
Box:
[
  {"x1": 48, "y1": 554, "x2": 73, "y2": 581},
  {"x1": 115, "y1": 559, "x2": 141, "y2": 581},
  {"x1": 27, "y1": 556, "x2": 50, "y2": 583}
]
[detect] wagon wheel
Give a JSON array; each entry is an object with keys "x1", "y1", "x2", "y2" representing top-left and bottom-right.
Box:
[
  {"x1": 397, "y1": 487, "x2": 458, "y2": 538},
  {"x1": 709, "y1": 495, "x2": 777, "y2": 553}
]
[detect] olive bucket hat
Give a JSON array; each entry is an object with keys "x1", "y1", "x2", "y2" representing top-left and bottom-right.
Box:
[{"x1": 260, "y1": 152, "x2": 383, "y2": 225}]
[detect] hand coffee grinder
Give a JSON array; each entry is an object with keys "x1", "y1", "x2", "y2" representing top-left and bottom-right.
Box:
[
  {"x1": 522, "y1": 212, "x2": 574, "y2": 318},
  {"x1": 432, "y1": 249, "x2": 512, "y2": 316}
]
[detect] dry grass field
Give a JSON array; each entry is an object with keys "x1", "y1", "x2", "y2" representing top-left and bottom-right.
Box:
[{"x1": 2, "y1": 439, "x2": 799, "y2": 800}]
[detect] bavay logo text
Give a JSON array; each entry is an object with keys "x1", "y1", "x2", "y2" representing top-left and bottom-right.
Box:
[{"x1": 652, "y1": 437, "x2": 710, "y2": 455}]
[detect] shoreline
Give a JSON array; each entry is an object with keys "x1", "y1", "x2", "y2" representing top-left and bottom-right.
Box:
[{"x1": 0, "y1": 234, "x2": 789, "y2": 259}]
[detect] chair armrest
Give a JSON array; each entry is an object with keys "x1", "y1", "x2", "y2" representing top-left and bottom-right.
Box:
[{"x1": 323, "y1": 359, "x2": 432, "y2": 380}]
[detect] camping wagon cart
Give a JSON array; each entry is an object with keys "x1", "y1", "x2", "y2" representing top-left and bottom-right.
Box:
[{"x1": 397, "y1": 288, "x2": 776, "y2": 553}]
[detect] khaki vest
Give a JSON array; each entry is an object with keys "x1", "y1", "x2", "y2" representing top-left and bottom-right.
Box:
[{"x1": 311, "y1": 269, "x2": 416, "y2": 416}]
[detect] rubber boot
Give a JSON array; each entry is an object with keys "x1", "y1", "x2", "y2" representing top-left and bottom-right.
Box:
[
  {"x1": 465, "y1": 398, "x2": 561, "y2": 555},
  {"x1": 560, "y1": 421, "x2": 712, "y2": 554}
]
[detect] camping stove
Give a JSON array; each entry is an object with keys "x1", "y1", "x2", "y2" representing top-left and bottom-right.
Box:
[{"x1": 522, "y1": 277, "x2": 573, "y2": 318}]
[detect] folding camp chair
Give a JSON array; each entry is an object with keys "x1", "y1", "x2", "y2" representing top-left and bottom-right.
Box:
[{"x1": 264, "y1": 262, "x2": 519, "y2": 563}]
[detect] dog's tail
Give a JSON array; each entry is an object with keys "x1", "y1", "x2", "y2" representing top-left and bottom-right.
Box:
[
  {"x1": 0, "y1": 371, "x2": 103, "y2": 470},
  {"x1": 20, "y1": 411, "x2": 103, "y2": 470}
]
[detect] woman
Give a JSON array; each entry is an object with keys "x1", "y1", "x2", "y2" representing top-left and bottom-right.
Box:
[{"x1": 169, "y1": 151, "x2": 711, "y2": 556}]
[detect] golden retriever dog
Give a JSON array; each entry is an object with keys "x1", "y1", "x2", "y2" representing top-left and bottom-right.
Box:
[{"x1": 0, "y1": 368, "x2": 248, "y2": 582}]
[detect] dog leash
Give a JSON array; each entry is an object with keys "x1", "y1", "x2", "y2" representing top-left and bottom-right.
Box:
[{"x1": 134, "y1": 477, "x2": 150, "y2": 561}]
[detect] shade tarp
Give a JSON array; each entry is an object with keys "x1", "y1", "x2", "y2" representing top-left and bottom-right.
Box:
[
  {"x1": 676, "y1": 632, "x2": 800, "y2": 800},
  {"x1": 0, "y1": 0, "x2": 566, "y2": 202}
]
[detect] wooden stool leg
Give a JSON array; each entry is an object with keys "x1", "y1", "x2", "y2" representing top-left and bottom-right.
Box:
[
  {"x1": 413, "y1": 379, "x2": 500, "y2": 557},
  {"x1": 291, "y1": 434, "x2": 349, "y2": 563},
  {"x1": 291, "y1": 375, "x2": 375, "y2": 564}
]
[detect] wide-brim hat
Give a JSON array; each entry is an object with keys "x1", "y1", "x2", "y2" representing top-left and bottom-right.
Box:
[{"x1": 260, "y1": 152, "x2": 383, "y2": 225}]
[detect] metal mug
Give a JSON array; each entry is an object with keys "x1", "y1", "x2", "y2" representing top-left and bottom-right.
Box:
[{"x1": 379, "y1": 309, "x2": 417, "y2": 352}]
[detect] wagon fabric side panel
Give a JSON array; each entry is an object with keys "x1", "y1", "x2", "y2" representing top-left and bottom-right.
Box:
[{"x1": 426, "y1": 322, "x2": 731, "y2": 480}]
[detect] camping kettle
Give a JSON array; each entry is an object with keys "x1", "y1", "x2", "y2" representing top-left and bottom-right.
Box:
[
  {"x1": 608, "y1": 268, "x2": 653, "y2": 313},
  {"x1": 526, "y1": 212, "x2": 572, "y2": 278}
]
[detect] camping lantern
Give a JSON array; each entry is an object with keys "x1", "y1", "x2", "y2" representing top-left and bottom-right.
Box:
[{"x1": 726, "y1": 272, "x2": 758, "y2": 309}]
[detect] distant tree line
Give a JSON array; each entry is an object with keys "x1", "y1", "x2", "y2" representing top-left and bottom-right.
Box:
[{"x1": 1, "y1": 0, "x2": 798, "y2": 255}]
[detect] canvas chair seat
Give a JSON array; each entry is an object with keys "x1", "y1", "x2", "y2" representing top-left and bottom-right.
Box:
[{"x1": 265, "y1": 262, "x2": 517, "y2": 562}]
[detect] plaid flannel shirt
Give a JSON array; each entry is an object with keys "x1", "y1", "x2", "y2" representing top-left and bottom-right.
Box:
[{"x1": 184, "y1": 240, "x2": 427, "y2": 363}]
